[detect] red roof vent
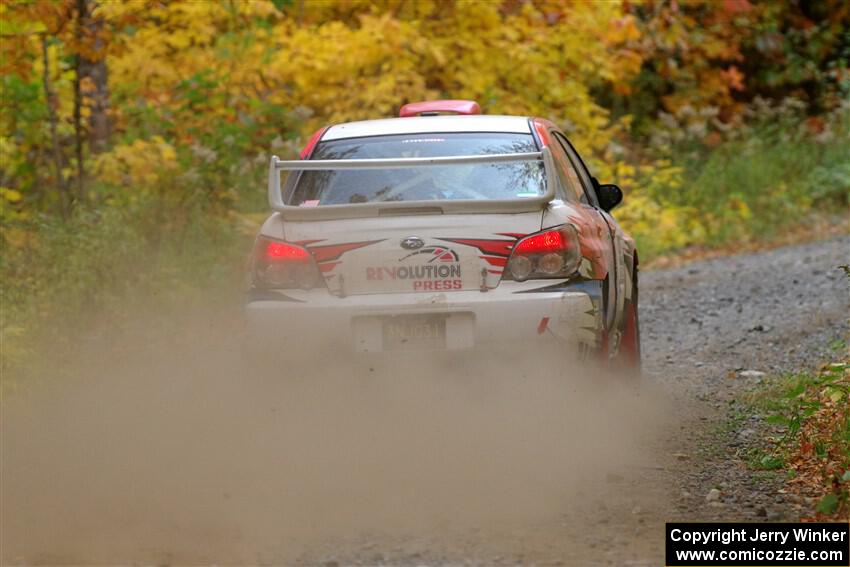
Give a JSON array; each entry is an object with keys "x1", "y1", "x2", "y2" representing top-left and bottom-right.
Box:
[{"x1": 399, "y1": 100, "x2": 482, "y2": 117}]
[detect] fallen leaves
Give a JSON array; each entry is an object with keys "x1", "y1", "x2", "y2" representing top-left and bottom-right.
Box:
[{"x1": 780, "y1": 360, "x2": 850, "y2": 520}]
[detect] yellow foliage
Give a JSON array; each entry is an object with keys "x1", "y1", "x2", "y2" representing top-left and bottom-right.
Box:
[
  {"x1": 612, "y1": 158, "x2": 703, "y2": 254},
  {"x1": 101, "y1": 0, "x2": 643, "y2": 152},
  {"x1": 1, "y1": 186, "x2": 22, "y2": 203},
  {"x1": 5, "y1": 0, "x2": 828, "y2": 263},
  {"x1": 619, "y1": 192, "x2": 702, "y2": 253},
  {"x1": 726, "y1": 196, "x2": 753, "y2": 220},
  {"x1": 94, "y1": 136, "x2": 178, "y2": 188}
]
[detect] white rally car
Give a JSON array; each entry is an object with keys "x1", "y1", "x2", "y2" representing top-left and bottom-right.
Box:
[{"x1": 246, "y1": 100, "x2": 640, "y2": 366}]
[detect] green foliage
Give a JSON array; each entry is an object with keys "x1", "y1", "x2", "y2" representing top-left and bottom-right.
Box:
[
  {"x1": 817, "y1": 493, "x2": 840, "y2": 515},
  {"x1": 745, "y1": 359, "x2": 850, "y2": 518},
  {"x1": 743, "y1": 1, "x2": 850, "y2": 113},
  {"x1": 624, "y1": 100, "x2": 850, "y2": 257},
  {"x1": 747, "y1": 449, "x2": 785, "y2": 471}
]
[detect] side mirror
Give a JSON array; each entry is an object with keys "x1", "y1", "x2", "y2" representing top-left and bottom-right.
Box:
[{"x1": 596, "y1": 183, "x2": 623, "y2": 212}]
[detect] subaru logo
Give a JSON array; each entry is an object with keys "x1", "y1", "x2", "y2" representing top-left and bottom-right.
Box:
[{"x1": 400, "y1": 236, "x2": 425, "y2": 250}]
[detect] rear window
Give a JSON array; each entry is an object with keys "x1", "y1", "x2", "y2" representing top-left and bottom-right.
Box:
[{"x1": 286, "y1": 133, "x2": 543, "y2": 206}]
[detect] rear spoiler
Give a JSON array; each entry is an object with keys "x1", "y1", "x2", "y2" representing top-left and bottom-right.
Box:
[{"x1": 267, "y1": 149, "x2": 555, "y2": 220}]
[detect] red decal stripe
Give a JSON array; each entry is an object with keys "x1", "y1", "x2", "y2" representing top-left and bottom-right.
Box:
[
  {"x1": 308, "y1": 240, "x2": 384, "y2": 263},
  {"x1": 532, "y1": 119, "x2": 551, "y2": 148},
  {"x1": 438, "y1": 238, "x2": 515, "y2": 257},
  {"x1": 300, "y1": 126, "x2": 330, "y2": 159},
  {"x1": 319, "y1": 261, "x2": 340, "y2": 273},
  {"x1": 481, "y1": 256, "x2": 507, "y2": 267}
]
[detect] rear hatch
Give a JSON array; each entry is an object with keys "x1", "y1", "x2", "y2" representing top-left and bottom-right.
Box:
[
  {"x1": 278, "y1": 131, "x2": 547, "y2": 295},
  {"x1": 284, "y1": 213, "x2": 543, "y2": 295}
]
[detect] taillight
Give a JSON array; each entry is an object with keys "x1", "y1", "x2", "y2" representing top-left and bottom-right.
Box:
[
  {"x1": 505, "y1": 225, "x2": 580, "y2": 281},
  {"x1": 252, "y1": 236, "x2": 324, "y2": 290}
]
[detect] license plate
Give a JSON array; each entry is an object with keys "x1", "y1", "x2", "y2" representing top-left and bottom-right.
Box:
[{"x1": 382, "y1": 315, "x2": 446, "y2": 350}]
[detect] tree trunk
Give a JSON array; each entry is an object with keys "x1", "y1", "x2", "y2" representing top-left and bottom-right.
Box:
[
  {"x1": 73, "y1": 45, "x2": 85, "y2": 203},
  {"x1": 77, "y1": 0, "x2": 110, "y2": 154},
  {"x1": 41, "y1": 34, "x2": 72, "y2": 220}
]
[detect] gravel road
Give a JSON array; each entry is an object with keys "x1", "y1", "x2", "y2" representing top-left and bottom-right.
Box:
[
  {"x1": 295, "y1": 235, "x2": 850, "y2": 566},
  {"x1": 310, "y1": 235, "x2": 850, "y2": 566},
  {"x1": 2, "y1": 236, "x2": 848, "y2": 566},
  {"x1": 615, "y1": 234, "x2": 849, "y2": 565},
  {"x1": 644, "y1": 235, "x2": 850, "y2": 523}
]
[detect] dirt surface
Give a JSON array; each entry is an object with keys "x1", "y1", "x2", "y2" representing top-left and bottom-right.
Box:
[
  {"x1": 2, "y1": 236, "x2": 848, "y2": 566},
  {"x1": 644, "y1": 235, "x2": 850, "y2": 525}
]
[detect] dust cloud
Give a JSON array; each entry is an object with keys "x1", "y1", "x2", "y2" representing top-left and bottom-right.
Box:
[{"x1": 2, "y1": 297, "x2": 668, "y2": 565}]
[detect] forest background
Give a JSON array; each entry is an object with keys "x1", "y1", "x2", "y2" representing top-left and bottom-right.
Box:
[{"x1": 1, "y1": 0, "x2": 848, "y2": 368}]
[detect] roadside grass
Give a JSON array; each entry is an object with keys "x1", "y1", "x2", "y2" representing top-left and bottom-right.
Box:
[
  {"x1": 643, "y1": 214, "x2": 848, "y2": 270},
  {"x1": 670, "y1": 126, "x2": 849, "y2": 246},
  {"x1": 744, "y1": 348, "x2": 850, "y2": 519},
  {"x1": 629, "y1": 103, "x2": 850, "y2": 261},
  {"x1": 0, "y1": 192, "x2": 249, "y2": 387}
]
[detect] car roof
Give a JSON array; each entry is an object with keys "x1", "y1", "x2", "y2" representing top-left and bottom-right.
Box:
[{"x1": 322, "y1": 115, "x2": 532, "y2": 141}]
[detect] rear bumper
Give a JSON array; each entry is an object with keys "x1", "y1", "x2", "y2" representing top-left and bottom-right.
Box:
[{"x1": 244, "y1": 280, "x2": 601, "y2": 354}]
